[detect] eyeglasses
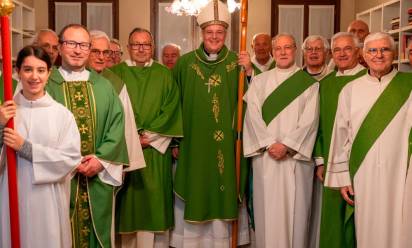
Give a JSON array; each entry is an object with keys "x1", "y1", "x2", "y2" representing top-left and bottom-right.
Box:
[
  {"x1": 366, "y1": 47, "x2": 392, "y2": 56},
  {"x1": 112, "y1": 51, "x2": 123, "y2": 57},
  {"x1": 41, "y1": 43, "x2": 58, "y2": 52},
  {"x1": 90, "y1": 49, "x2": 113, "y2": 58},
  {"x1": 128, "y1": 43, "x2": 152, "y2": 50},
  {"x1": 304, "y1": 47, "x2": 324, "y2": 53},
  {"x1": 273, "y1": 45, "x2": 295, "y2": 53},
  {"x1": 61, "y1": 40, "x2": 91, "y2": 51},
  {"x1": 332, "y1": 46, "x2": 354, "y2": 54}
]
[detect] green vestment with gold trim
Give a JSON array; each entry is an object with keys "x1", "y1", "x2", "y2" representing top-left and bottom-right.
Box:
[
  {"x1": 173, "y1": 44, "x2": 248, "y2": 222},
  {"x1": 46, "y1": 68, "x2": 128, "y2": 248},
  {"x1": 109, "y1": 61, "x2": 183, "y2": 232}
]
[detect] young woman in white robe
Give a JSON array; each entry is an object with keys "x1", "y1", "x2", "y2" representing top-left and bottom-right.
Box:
[{"x1": 0, "y1": 45, "x2": 81, "y2": 248}]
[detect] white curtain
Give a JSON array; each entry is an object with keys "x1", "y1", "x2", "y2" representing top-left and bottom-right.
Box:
[
  {"x1": 309, "y1": 5, "x2": 334, "y2": 39},
  {"x1": 278, "y1": 5, "x2": 304, "y2": 66},
  {"x1": 55, "y1": 2, "x2": 81, "y2": 34},
  {"x1": 87, "y1": 3, "x2": 113, "y2": 38}
]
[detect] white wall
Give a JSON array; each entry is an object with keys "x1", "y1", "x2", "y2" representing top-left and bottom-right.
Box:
[{"x1": 34, "y1": 0, "x2": 356, "y2": 56}]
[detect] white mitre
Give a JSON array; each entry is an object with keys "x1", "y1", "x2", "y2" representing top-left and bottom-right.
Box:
[{"x1": 197, "y1": 0, "x2": 230, "y2": 29}]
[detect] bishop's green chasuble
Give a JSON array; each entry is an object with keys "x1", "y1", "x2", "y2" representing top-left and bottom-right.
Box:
[
  {"x1": 109, "y1": 61, "x2": 183, "y2": 232},
  {"x1": 173, "y1": 44, "x2": 248, "y2": 222},
  {"x1": 314, "y1": 69, "x2": 366, "y2": 248},
  {"x1": 46, "y1": 68, "x2": 128, "y2": 248}
]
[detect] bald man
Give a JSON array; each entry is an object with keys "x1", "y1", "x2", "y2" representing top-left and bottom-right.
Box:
[
  {"x1": 251, "y1": 33, "x2": 276, "y2": 75},
  {"x1": 33, "y1": 29, "x2": 59, "y2": 65},
  {"x1": 347, "y1": 20, "x2": 370, "y2": 44},
  {"x1": 161, "y1": 43, "x2": 181, "y2": 69}
]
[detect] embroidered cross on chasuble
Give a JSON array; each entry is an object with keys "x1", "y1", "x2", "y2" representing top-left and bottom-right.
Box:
[{"x1": 63, "y1": 80, "x2": 98, "y2": 248}]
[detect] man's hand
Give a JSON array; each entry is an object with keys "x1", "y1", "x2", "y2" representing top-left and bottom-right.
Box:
[
  {"x1": 268, "y1": 142, "x2": 288, "y2": 160},
  {"x1": 0, "y1": 101, "x2": 16, "y2": 125},
  {"x1": 172, "y1": 147, "x2": 179, "y2": 159},
  {"x1": 340, "y1": 185, "x2": 355, "y2": 206},
  {"x1": 238, "y1": 51, "x2": 252, "y2": 76},
  {"x1": 77, "y1": 155, "x2": 104, "y2": 177},
  {"x1": 315, "y1": 165, "x2": 325, "y2": 182},
  {"x1": 3, "y1": 127, "x2": 24, "y2": 151},
  {"x1": 139, "y1": 134, "x2": 150, "y2": 148}
]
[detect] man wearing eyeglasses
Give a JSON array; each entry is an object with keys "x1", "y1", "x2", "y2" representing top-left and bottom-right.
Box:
[
  {"x1": 312, "y1": 32, "x2": 366, "y2": 248},
  {"x1": 109, "y1": 27, "x2": 183, "y2": 248},
  {"x1": 45, "y1": 23, "x2": 129, "y2": 248},
  {"x1": 107, "y1": 38, "x2": 123, "y2": 67},
  {"x1": 88, "y1": 29, "x2": 145, "y2": 174},
  {"x1": 243, "y1": 33, "x2": 319, "y2": 248},
  {"x1": 302, "y1": 35, "x2": 331, "y2": 81},
  {"x1": 33, "y1": 29, "x2": 59, "y2": 65},
  {"x1": 325, "y1": 32, "x2": 412, "y2": 248}
]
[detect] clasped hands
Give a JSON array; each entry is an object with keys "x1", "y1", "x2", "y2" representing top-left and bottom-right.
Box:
[
  {"x1": 267, "y1": 142, "x2": 289, "y2": 160},
  {"x1": 77, "y1": 155, "x2": 104, "y2": 177}
]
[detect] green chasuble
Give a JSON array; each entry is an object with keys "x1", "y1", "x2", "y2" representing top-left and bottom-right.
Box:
[
  {"x1": 46, "y1": 68, "x2": 128, "y2": 248},
  {"x1": 109, "y1": 61, "x2": 183, "y2": 232},
  {"x1": 173, "y1": 44, "x2": 248, "y2": 222},
  {"x1": 315, "y1": 69, "x2": 366, "y2": 248}
]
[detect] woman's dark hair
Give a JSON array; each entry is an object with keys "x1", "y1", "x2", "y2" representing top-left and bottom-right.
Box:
[{"x1": 16, "y1": 45, "x2": 52, "y2": 70}]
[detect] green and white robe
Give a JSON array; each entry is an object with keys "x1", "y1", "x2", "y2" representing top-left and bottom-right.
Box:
[
  {"x1": 243, "y1": 64, "x2": 319, "y2": 248},
  {"x1": 325, "y1": 69, "x2": 412, "y2": 248},
  {"x1": 109, "y1": 59, "x2": 183, "y2": 247},
  {"x1": 310, "y1": 64, "x2": 365, "y2": 248},
  {"x1": 47, "y1": 67, "x2": 129, "y2": 248},
  {"x1": 171, "y1": 44, "x2": 250, "y2": 247},
  {"x1": 251, "y1": 55, "x2": 276, "y2": 77}
]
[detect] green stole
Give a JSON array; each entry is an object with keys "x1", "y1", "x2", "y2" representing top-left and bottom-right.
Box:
[
  {"x1": 173, "y1": 44, "x2": 248, "y2": 221},
  {"x1": 316, "y1": 69, "x2": 366, "y2": 248},
  {"x1": 47, "y1": 68, "x2": 128, "y2": 248},
  {"x1": 261, "y1": 70, "x2": 316, "y2": 125},
  {"x1": 344, "y1": 72, "x2": 412, "y2": 247},
  {"x1": 252, "y1": 60, "x2": 276, "y2": 75}
]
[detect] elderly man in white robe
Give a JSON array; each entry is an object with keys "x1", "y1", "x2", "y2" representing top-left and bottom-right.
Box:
[
  {"x1": 243, "y1": 33, "x2": 319, "y2": 248},
  {"x1": 325, "y1": 32, "x2": 412, "y2": 248}
]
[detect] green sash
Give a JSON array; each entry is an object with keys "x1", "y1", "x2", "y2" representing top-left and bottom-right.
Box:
[
  {"x1": 252, "y1": 60, "x2": 276, "y2": 75},
  {"x1": 344, "y1": 72, "x2": 412, "y2": 247},
  {"x1": 261, "y1": 70, "x2": 317, "y2": 125}
]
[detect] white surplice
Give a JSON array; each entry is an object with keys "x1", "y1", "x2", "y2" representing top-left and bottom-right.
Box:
[
  {"x1": 324, "y1": 69, "x2": 412, "y2": 248},
  {"x1": 308, "y1": 63, "x2": 365, "y2": 248},
  {"x1": 0, "y1": 92, "x2": 81, "y2": 248},
  {"x1": 243, "y1": 64, "x2": 319, "y2": 248}
]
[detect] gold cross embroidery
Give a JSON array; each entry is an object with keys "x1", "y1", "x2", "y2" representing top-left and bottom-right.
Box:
[
  {"x1": 74, "y1": 92, "x2": 84, "y2": 101},
  {"x1": 79, "y1": 124, "x2": 89, "y2": 134},
  {"x1": 205, "y1": 74, "x2": 221, "y2": 93},
  {"x1": 80, "y1": 192, "x2": 88, "y2": 202},
  {"x1": 214, "y1": 130, "x2": 224, "y2": 142}
]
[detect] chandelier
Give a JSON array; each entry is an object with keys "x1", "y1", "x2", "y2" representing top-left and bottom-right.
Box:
[{"x1": 166, "y1": 0, "x2": 240, "y2": 16}]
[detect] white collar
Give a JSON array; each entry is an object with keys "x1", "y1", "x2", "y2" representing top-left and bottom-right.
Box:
[
  {"x1": 365, "y1": 67, "x2": 397, "y2": 83},
  {"x1": 14, "y1": 91, "x2": 53, "y2": 108},
  {"x1": 58, "y1": 66, "x2": 90, "y2": 81},
  {"x1": 125, "y1": 59, "x2": 153, "y2": 67},
  {"x1": 336, "y1": 63, "x2": 365, "y2": 76}
]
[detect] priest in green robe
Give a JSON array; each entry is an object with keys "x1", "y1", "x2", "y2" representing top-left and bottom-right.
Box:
[
  {"x1": 46, "y1": 24, "x2": 129, "y2": 248},
  {"x1": 312, "y1": 32, "x2": 366, "y2": 248},
  {"x1": 171, "y1": 1, "x2": 253, "y2": 246},
  {"x1": 87, "y1": 29, "x2": 145, "y2": 172},
  {"x1": 109, "y1": 27, "x2": 183, "y2": 248}
]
